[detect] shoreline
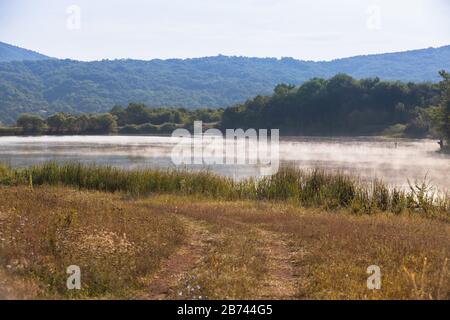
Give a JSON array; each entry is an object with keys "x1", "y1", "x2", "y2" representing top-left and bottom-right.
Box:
[
  {"x1": 0, "y1": 131, "x2": 443, "y2": 141},
  {"x1": 1, "y1": 162, "x2": 448, "y2": 218}
]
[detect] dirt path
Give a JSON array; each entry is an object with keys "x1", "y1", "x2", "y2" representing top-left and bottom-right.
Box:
[
  {"x1": 254, "y1": 229, "x2": 299, "y2": 299},
  {"x1": 146, "y1": 216, "x2": 211, "y2": 300},
  {"x1": 145, "y1": 210, "x2": 301, "y2": 300},
  {"x1": 214, "y1": 217, "x2": 300, "y2": 299}
]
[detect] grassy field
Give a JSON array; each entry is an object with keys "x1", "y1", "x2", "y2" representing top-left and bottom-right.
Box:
[{"x1": 0, "y1": 164, "x2": 449, "y2": 299}]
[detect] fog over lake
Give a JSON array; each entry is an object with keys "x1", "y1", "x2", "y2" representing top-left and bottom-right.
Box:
[{"x1": 0, "y1": 135, "x2": 449, "y2": 191}]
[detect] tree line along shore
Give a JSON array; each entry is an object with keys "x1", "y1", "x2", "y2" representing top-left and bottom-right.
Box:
[{"x1": 1, "y1": 72, "x2": 449, "y2": 152}]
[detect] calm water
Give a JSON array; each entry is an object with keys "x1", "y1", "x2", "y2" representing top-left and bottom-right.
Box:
[{"x1": 0, "y1": 135, "x2": 449, "y2": 191}]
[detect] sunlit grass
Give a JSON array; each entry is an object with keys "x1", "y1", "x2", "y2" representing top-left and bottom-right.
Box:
[
  {"x1": 0, "y1": 186, "x2": 185, "y2": 298},
  {"x1": 144, "y1": 196, "x2": 450, "y2": 300},
  {"x1": 0, "y1": 186, "x2": 448, "y2": 299}
]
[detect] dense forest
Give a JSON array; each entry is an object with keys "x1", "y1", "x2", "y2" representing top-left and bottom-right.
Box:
[
  {"x1": 1, "y1": 44, "x2": 450, "y2": 125},
  {"x1": 221, "y1": 74, "x2": 442, "y2": 136},
  {"x1": 3, "y1": 73, "x2": 449, "y2": 149},
  {"x1": 437, "y1": 71, "x2": 450, "y2": 151}
]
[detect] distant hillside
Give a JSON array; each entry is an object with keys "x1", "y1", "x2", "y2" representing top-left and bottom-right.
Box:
[
  {"x1": 0, "y1": 42, "x2": 50, "y2": 63},
  {"x1": 0, "y1": 43, "x2": 449, "y2": 124},
  {"x1": 324, "y1": 46, "x2": 450, "y2": 81}
]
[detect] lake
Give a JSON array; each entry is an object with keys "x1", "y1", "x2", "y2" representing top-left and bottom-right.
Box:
[{"x1": 0, "y1": 135, "x2": 449, "y2": 191}]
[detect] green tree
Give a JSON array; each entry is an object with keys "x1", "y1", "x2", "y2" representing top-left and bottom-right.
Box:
[
  {"x1": 110, "y1": 105, "x2": 126, "y2": 126},
  {"x1": 92, "y1": 113, "x2": 118, "y2": 134},
  {"x1": 46, "y1": 113, "x2": 67, "y2": 134},
  {"x1": 74, "y1": 114, "x2": 90, "y2": 133},
  {"x1": 16, "y1": 114, "x2": 47, "y2": 134},
  {"x1": 124, "y1": 103, "x2": 151, "y2": 125},
  {"x1": 274, "y1": 84, "x2": 295, "y2": 96},
  {"x1": 438, "y1": 70, "x2": 450, "y2": 150}
]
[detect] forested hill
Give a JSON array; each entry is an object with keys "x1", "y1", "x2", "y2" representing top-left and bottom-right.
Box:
[
  {"x1": 1, "y1": 43, "x2": 450, "y2": 124},
  {"x1": 0, "y1": 42, "x2": 51, "y2": 62},
  {"x1": 325, "y1": 46, "x2": 450, "y2": 78}
]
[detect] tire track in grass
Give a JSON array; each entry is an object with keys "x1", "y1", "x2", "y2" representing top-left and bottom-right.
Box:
[
  {"x1": 254, "y1": 229, "x2": 299, "y2": 299},
  {"x1": 198, "y1": 215, "x2": 300, "y2": 300},
  {"x1": 143, "y1": 200, "x2": 302, "y2": 299},
  {"x1": 146, "y1": 216, "x2": 212, "y2": 300}
]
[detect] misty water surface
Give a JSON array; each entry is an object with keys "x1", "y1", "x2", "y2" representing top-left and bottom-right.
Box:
[{"x1": 0, "y1": 135, "x2": 449, "y2": 191}]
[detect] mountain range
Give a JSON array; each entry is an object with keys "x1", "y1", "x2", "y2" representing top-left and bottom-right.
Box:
[{"x1": 0, "y1": 41, "x2": 450, "y2": 124}]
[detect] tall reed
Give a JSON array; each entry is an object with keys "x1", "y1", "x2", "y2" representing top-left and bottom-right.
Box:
[{"x1": 0, "y1": 162, "x2": 448, "y2": 216}]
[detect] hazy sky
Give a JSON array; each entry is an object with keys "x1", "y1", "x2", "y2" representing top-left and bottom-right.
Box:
[{"x1": 0, "y1": 0, "x2": 449, "y2": 61}]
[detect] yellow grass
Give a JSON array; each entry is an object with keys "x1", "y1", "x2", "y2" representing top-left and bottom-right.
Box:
[
  {"x1": 0, "y1": 186, "x2": 448, "y2": 299},
  {"x1": 0, "y1": 186, "x2": 185, "y2": 298}
]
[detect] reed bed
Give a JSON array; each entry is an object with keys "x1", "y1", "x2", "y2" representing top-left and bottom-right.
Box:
[{"x1": 0, "y1": 162, "x2": 448, "y2": 217}]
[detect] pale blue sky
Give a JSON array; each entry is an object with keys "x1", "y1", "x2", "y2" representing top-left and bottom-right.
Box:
[{"x1": 0, "y1": 0, "x2": 449, "y2": 61}]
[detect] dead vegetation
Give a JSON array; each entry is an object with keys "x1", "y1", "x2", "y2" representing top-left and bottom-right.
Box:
[
  {"x1": 0, "y1": 186, "x2": 448, "y2": 299},
  {"x1": 0, "y1": 186, "x2": 185, "y2": 298}
]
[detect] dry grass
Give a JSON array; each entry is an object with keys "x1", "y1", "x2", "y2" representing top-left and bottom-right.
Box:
[
  {"x1": 175, "y1": 228, "x2": 269, "y2": 300},
  {"x1": 0, "y1": 186, "x2": 448, "y2": 300},
  {"x1": 143, "y1": 195, "x2": 450, "y2": 300},
  {"x1": 0, "y1": 186, "x2": 185, "y2": 299}
]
